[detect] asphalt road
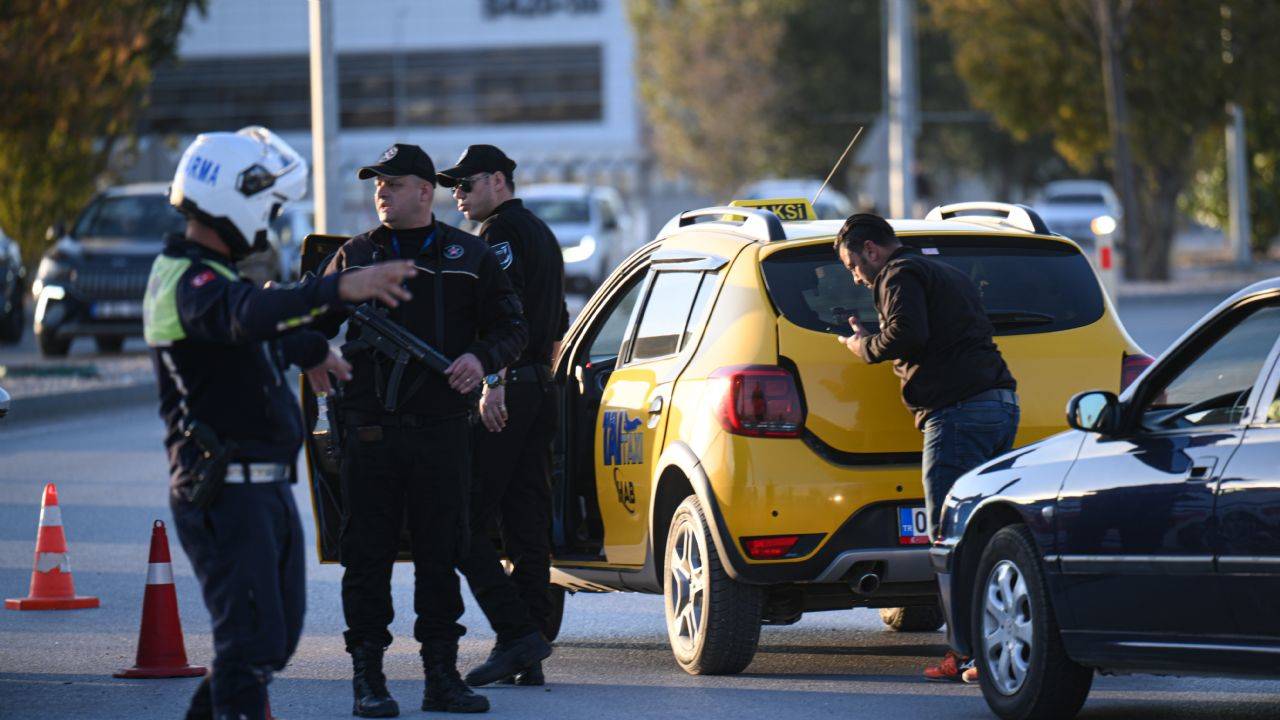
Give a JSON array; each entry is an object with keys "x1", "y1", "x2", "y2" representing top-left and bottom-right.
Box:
[{"x1": 2, "y1": 291, "x2": 1278, "y2": 719}]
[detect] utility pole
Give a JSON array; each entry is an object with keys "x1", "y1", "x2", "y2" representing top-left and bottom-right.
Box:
[
  {"x1": 886, "y1": 0, "x2": 916, "y2": 219},
  {"x1": 309, "y1": 0, "x2": 340, "y2": 234},
  {"x1": 1226, "y1": 102, "x2": 1252, "y2": 267},
  {"x1": 1094, "y1": 0, "x2": 1140, "y2": 279}
]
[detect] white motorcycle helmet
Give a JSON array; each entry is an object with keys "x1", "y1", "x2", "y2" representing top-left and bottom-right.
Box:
[{"x1": 169, "y1": 126, "x2": 308, "y2": 260}]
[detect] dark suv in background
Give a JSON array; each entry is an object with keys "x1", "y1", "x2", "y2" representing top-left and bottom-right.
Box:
[
  {"x1": 33, "y1": 183, "x2": 282, "y2": 357},
  {"x1": 0, "y1": 228, "x2": 25, "y2": 344}
]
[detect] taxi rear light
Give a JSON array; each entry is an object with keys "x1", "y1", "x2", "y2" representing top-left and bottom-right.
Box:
[
  {"x1": 742, "y1": 535, "x2": 800, "y2": 559},
  {"x1": 1121, "y1": 352, "x2": 1155, "y2": 391},
  {"x1": 711, "y1": 365, "x2": 805, "y2": 438}
]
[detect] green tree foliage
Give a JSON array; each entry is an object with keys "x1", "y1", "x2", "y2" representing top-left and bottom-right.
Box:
[
  {"x1": 1180, "y1": 2, "x2": 1280, "y2": 255},
  {"x1": 0, "y1": 0, "x2": 204, "y2": 267},
  {"x1": 926, "y1": 0, "x2": 1274, "y2": 280},
  {"x1": 629, "y1": 0, "x2": 881, "y2": 195}
]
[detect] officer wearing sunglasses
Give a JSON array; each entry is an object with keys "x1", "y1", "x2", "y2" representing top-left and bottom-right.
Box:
[{"x1": 437, "y1": 145, "x2": 568, "y2": 689}]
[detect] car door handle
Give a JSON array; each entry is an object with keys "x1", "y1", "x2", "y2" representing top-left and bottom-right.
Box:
[{"x1": 648, "y1": 396, "x2": 664, "y2": 415}]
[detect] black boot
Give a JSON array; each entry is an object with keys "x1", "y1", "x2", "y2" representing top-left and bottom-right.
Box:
[
  {"x1": 351, "y1": 643, "x2": 399, "y2": 718},
  {"x1": 184, "y1": 676, "x2": 212, "y2": 720},
  {"x1": 498, "y1": 660, "x2": 546, "y2": 687},
  {"x1": 422, "y1": 641, "x2": 489, "y2": 713},
  {"x1": 465, "y1": 632, "x2": 552, "y2": 687}
]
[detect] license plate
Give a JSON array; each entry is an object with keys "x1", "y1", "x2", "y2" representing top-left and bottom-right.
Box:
[
  {"x1": 898, "y1": 506, "x2": 930, "y2": 545},
  {"x1": 91, "y1": 300, "x2": 142, "y2": 319}
]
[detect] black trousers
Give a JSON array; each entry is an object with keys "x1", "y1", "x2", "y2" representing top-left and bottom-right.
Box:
[
  {"x1": 171, "y1": 482, "x2": 305, "y2": 720},
  {"x1": 459, "y1": 380, "x2": 557, "y2": 644},
  {"x1": 339, "y1": 415, "x2": 471, "y2": 650}
]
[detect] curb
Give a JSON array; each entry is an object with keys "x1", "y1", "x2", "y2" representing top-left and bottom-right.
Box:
[{"x1": 3, "y1": 382, "x2": 155, "y2": 427}]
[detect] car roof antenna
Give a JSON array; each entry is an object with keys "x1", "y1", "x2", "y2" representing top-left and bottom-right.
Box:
[{"x1": 812, "y1": 125, "x2": 864, "y2": 207}]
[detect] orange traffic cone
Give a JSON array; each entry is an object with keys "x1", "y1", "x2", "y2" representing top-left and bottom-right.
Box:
[
  {"x1": 6, "y1": 483, "x2": 99, "y2": 610},
  {"x1": 115, "y1": 520, "x2": 206, "y2": 678}
]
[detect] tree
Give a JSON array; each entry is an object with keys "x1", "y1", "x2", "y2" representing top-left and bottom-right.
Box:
[
  {"x1": 1180, "y1": 2, "x2": 1280, "y2": 256},
  {"x1": 0, "y1": 0, "x2": 205, "y2": 267},
  {"x1": 926, "y1": 0, "x2": 1268, "y2": 280}
]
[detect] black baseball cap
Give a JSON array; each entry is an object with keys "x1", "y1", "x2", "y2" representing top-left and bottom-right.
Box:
[
  {"x1": 357, "y1": 143, "x2": 436, "y2": 183},
  {"x1": 436, "y1": 144, "x2": 517, "y2": 187}
]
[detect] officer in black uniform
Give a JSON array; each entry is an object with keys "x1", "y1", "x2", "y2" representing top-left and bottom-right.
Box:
[
  {"x1": 317, "y1": 143, "x2": 527, "y2": 717},
  {"x1": 147, "y1": 127, "x2": 416, "y2": 720},
  {"x1": 436, "y1": 145, "x2": 568, "y2": 688}
]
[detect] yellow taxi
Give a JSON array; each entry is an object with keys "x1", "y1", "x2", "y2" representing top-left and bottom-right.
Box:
[{"x1": 301, "y1": 200, "x2": 1150, "y2": 676}]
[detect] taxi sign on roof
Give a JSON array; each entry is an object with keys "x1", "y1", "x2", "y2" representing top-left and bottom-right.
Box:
[{"x1": 728, "y1": 197, "x2": 816, "y2": 221}]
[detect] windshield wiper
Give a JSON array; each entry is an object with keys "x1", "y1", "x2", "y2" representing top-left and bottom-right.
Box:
[{"x1": 986, "y1": 310, "x2": 1055, "y2": 328}]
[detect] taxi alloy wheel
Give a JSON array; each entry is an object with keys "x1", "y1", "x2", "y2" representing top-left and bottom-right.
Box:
[
  {"x1": 663, "y1": 496, "x2": 762, "y2": 675},
  {"x1": 971, "y1": 525, "x2": 1092, "y2": 720}
]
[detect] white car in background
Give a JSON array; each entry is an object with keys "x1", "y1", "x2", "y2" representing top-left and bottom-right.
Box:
[
  {"x1": 520, "y1": 184, "x2": 632, "y2": 295},
  {"x1": 1032, "y1": 179, "x2": 1123, "y2": 252},
  {"x1": 737, "y1": 178, "x2": 856, "y2": 220}
]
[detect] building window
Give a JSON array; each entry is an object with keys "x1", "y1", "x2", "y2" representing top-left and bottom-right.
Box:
[{"x1": 144, "y1": 45, "x2": 602, "y2": 133}]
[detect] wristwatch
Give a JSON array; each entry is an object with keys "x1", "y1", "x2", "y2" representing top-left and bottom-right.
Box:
[{"x1": 483, "y1": 373, "x2": 505, "y2": 389}]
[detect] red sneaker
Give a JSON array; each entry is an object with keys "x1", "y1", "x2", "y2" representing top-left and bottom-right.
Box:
[{"x1": 922, "y1": 651, "x2": 964, "y2": 682}]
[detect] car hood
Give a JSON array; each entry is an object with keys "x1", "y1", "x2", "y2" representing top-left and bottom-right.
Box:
[
  {"x1": 77, "y1": 237, "x2": 168, "y2": 257},
  {"x1": 549, "y1": 223, "x2": 593, "y2": 246}
]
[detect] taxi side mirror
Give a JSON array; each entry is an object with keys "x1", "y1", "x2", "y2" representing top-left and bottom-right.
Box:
[{"x1": 1067, "y1": 390, "x2": 1119, "y2": 434}]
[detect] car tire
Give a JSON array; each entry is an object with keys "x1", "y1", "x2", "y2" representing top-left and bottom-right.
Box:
[
  {"x1": 879, "y1": 604, "x2": 945, "y2": 632},
  {"x1": 37, "y1": 330, "x2": 70, "y2": 358},
  {"x1": 94, "y1": 335, "x2": 124, "y2": 354},
  {"x1": 971, "y1": 525, "x2": 1092, "y2": 720},
  {"x1": 543, "y1": 585, "x2": 566, "y2": 643},
  {"x1": 663, "y1": 495, "x2": 763, "y2": 675}
]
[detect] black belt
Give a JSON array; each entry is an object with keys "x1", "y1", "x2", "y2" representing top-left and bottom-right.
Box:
[
  {"x1": 345, "y1": 410, "x2": 469, "y2": 428},
  {"x1": 506, "y1": 364, "x2": 551, "y2": 385},
  {"x1": 960, "y1": 388, "x2": 1019, "y2": 406}
]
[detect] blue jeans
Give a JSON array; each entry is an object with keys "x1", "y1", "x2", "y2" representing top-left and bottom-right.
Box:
[{"x1": 921, "y1": 397, "x2": 1020, "y2": 538}]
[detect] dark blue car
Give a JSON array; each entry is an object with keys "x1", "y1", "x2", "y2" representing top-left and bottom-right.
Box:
[{"x1": 933, "y1": 278, "x2": 1280, "y2": 720}]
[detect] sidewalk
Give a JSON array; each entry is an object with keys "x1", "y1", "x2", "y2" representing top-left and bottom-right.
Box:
[{"x1": 1118, "y1": 258, "x2": 1280, "y2": 300}]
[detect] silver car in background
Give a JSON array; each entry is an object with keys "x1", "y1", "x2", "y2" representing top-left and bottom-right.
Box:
[{"x1": 520, "y1": 183, "x2": 633, "y2": 295}]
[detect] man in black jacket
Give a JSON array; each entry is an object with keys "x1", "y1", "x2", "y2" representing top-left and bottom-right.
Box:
[
  {"x1": 835, "y1": 213, "x2": 1018, "y2": 683},
  {"x1": 437, "y1": 145, "x2": 568, "y2": 687},
  {"x1": 149, "y1": 127, "x2": 415, "y2": 720},
  {"x1": 316, "y1": 144, "x2": 528, "y2": 716}
]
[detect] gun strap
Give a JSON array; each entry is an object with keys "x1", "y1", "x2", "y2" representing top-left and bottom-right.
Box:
[
  {"x1": 383, "y1": 352, "x2": 409, "y2": 412},
  {"x1": 434, "y1": 239, "x2": 445, "y2": 361}
]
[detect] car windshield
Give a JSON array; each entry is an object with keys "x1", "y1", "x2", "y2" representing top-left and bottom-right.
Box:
[
  {"x1": 74, "y1": 194, "x2": 185, "y2": 240},
  {"x1": 761, "y1": 236, "x2": 1105, "y2": 336},
  {"x1": 1045, "y1": 193, "x2": 1106, "y2": 205},
  {"x1": 524, "y1": 198, "x2": 590, "y2": 225}
]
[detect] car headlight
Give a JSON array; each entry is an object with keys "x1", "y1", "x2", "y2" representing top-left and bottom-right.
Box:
[{"x1": 562, "y1": 235, "x2": 597, "y2": 264}]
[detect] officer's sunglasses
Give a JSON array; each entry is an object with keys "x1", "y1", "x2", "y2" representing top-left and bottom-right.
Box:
[{"x1": 453, "y1": 173, "x2": 492, "y2": 194}]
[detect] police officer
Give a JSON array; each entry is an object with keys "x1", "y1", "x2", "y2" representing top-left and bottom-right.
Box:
[
  {"x1": 317, "y1": 143, "x2": 527, "y2": 716},
  {"x1": 147, "y1": 127, "x2": 416, "y2": 720},
  {"x1": 435, "y1": 145, "x2": 567, "y2": 688}
]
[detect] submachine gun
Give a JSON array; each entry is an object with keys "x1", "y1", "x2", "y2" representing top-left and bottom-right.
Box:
[{"x1": 344, "y1": 302, "x2": 453, "y2": 412}]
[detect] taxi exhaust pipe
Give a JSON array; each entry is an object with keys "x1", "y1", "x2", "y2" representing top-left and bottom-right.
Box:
[{"x1": 853, "y1": 572, "x2": 880, "y2": 596}]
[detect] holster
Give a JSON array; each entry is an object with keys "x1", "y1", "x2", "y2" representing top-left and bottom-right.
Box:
[{"x1": 180, "y1": 419, "x2": 235, "y2": 510}]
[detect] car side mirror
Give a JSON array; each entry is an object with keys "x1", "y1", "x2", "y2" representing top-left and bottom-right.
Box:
[
  {"x1": 45, "y1": 223, "x2": 66, "y2": 242},
  {"x1": 1067, "y1": 390, "x2": 1119, "y2": 434}
]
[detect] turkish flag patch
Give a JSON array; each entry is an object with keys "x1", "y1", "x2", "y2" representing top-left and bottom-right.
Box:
[{"x1": 190, "y1": 270, "x2": 216, "y2": 288}]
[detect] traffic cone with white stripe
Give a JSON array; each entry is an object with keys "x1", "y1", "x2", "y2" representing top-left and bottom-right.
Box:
[
  {"x1": 6, "y1": 483, "x2": 100, "y2": 610},
  {"x1": 115, "y1": 520, "x2": 206, "y2": 678}
]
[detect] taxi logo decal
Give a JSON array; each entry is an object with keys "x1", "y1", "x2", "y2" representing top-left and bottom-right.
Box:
[
  {"x1": 612, "y1": 468, "x2": 636, "y2": 515},
  {"x1": 444, "y1": 244, "x2": 464, "y2": 260},
  {"x1": 602, "y1": 410, "x2": 643, "y2": 466},
  {"x1": 491, "y1": 241, "x2": 513, "y2": 269},
  {"x1": 728, "y1": 197, "x2": 816, "y2": 221}
]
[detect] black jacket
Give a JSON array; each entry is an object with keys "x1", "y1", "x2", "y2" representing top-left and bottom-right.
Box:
[
  {"x1": 319, "y1": 220, "x2": 527, "y2": 417},
  {"x1": 478, "y1": 199, "x2": 569, "y2": 368},
  {"x1": 145, "y1": 238, "x2": 339, "y2": 493},
  {"x1": 854, "y1": 246, "x2": 1016, "y2": 427}
]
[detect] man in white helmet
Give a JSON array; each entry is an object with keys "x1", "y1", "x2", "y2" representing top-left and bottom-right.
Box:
[{"x1": 145, "y1": 127, "x2": 417, "y2": 720}]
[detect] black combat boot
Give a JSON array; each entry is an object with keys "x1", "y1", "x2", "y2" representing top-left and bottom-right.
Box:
[
  {"x1": 351, "y1": 643, "x2": 399, "y2": 718},
  {"x1": 184, "y1": 675, "x2": 212, "y2": 720},
  {"x1": 498, "y1": 660, "x2": 546, "y2": 687},
  {"x1": 464, "y1": 632, "x2": 552, "y2": 687},
  {"x1": 421, "y1": 641, "x2": 489, "y2": 714}
]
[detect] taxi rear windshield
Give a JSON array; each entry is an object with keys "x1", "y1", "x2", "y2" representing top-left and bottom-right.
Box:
[{"x1": 760, "y1": 237, "x2": 1105, "y2": 336}]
